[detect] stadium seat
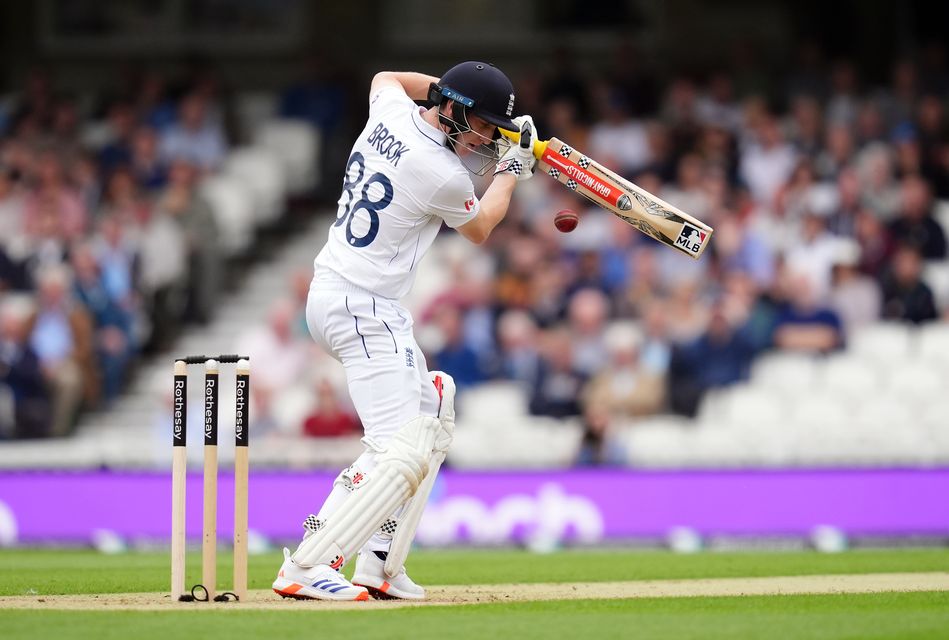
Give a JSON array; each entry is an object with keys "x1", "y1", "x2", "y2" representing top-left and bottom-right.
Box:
[
  {"x1": 448, "y1": 416, "x2": 582, "y2": 468},
  {"x1": 199, "y1": 174, "x2": 257, "y2": 255},
  {"x1": 749, "y1": 352, "x2": 819, "y2": 395},
  {"x1": 455, "y1": 382, "x2": 529, "y2": 430},
  {"x1": 788, "y1": 393, "x2": 850, "y2": 432},
  {"x1": 254, "y1": 119, "x2": 320, "y2": 195},
  {"x1": 934, "y1": 200, "x2": 949, "y2": 242},
  {"x1": 235, "y1": 91, "x2": 278, "y2": 142},
  {"x1": 852, "y1": 397, "x2": 913, "y2": 431},
  {"x1": 917, "y1": 323, "x2": 949, "y2": 367},
  {"x1": 694, "y1": 387, "x2": 730, "y2": 425},
  {"x1": 847, "y1": 322, "x2": 914, "y2": 363},
  {"x1": 885, "y1": 361, "x2": 945, "y2": 403},
  {"x1": 720, "y1": 386, "x2": 786, "y2": 430},
  {"x1": 223, "y1": 147, "x2": 287, "y2": 224},
  {"x1": 622, "y1": 421, "x2": 694, "y2": 468},
  {"x1": 818, "y1": 354, "x2": 883, "y2": 400},
  {"x1": 922, "y1": 261, "x2": 949, "y2": 311}
]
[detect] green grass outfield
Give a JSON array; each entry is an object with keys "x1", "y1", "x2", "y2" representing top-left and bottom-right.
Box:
[{"x1": 2, "y1": 548, "x2": 949, "y2": 639}]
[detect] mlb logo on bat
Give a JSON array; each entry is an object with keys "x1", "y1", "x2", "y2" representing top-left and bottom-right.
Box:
[{"x1": 675, "y1": 223, "x2": 708, "y2": 254}]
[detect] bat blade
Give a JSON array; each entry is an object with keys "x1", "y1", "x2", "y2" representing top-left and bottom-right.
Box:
[{"x1": 501, "y1": 129, "x2": 714, "y2": 258}]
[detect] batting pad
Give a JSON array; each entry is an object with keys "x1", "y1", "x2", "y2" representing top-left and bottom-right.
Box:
[
  {"x1": 291, "y1": 415, "x2": 440, "y2": 569},
  {"x1": 386, "y1": 372, "x2": 456, "y2": 578}
]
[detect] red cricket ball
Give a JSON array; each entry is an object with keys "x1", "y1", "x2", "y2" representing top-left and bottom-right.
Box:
[{"x1": 554, "y1": 209, "x2": 579, "y2": 233}]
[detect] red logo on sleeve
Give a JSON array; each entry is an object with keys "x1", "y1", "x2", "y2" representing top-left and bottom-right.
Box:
[{"x1": 464, "y1": 197, "x2": 475, "y2": 212}]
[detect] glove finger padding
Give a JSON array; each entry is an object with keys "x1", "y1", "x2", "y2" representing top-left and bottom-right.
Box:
[{"x1": 494, "y1": 115, "x2": 537, "y2": 181}]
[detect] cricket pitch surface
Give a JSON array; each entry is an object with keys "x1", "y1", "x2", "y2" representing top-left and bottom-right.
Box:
[{"x1": 2, "y1": 572, "x2": 947, "y2": 611}]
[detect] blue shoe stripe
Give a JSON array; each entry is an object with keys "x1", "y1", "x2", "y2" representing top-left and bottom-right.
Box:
[
  {"x1": 312, "y1": 579, "x2": 329, "y2": 588},
  {"x1": 319, "y1": 582, "x2": 338, "y2": 590},
  {"x1": 327, "y1": 585, "x2": 349, "y2": 594}
]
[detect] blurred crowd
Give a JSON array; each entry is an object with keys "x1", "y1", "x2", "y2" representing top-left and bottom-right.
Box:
[
  {"x1": 0, "y1": 67, "x2": 250, "y2": 439},
  {"x1": 3, "y1": 44, "x2": 949, "y2": 465},
  {"x1": 230, "y1": 44, "x2": 949, "y2": 469},
  {"x1": 468, "y1": 44, "x2": 949, "y2": 464}
]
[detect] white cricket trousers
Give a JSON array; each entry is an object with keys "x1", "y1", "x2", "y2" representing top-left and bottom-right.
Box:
[{"x1": 306, "y1": 268, "x2": 441, "y2": 451}]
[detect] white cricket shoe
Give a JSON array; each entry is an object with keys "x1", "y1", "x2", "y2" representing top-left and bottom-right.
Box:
[
  {"x1": 352, "y1": 549, "x2": 426, "y2": 600},
  {"x1": 272, "y1": 548, "x2": 369, "y2": 601}
]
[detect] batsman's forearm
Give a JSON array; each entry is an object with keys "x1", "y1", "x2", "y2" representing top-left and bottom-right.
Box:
[
  {"x1": 473, "y1": 174, "x2": 517, "y2": 242},
  {"x1": 374, "y1": 72, "x2": 439, "y2": 101}
]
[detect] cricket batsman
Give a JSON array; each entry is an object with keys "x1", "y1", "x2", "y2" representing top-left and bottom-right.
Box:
[{"x1": 272, "y1": 61, "x2": 537, "y2": 600}]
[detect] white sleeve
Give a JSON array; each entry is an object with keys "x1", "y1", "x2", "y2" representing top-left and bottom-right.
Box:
[
  {"x1": 429, "y1": 171, "x2": 480, "y2": 229},
  {"x1": 369, "y1": 85, "x2": 413, "y2": 119}
]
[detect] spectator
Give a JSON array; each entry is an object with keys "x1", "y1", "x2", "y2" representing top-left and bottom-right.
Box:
[
  {"x1": 302, "y1": 379, "x2": 360, "y2": 438},
  {"x1": 70, "y1": 152, "x2": 102, "y2": 217},
  {"x1": 739, "y1": 115, "x2": 797, "y2": 212},
  {"x1": 159, "y1": 160, "x2": 222, "y2": 323},
  {"x1": 280, "y1": 53, "x2": 347, "y2": 135},
  {"x1": 0, "y1": 296, "x2": 50, "y2": 438},
  {"x1": 714, "y1": 213, "x2": 775, "y2": 288},
  {"x1": 856, "y1": 143, "x2": 899, "y2": 220},
  {"x1": 237, "y1": 299, "x2": 311, "y2": 433},
  {"x1": 696, "y1": 72, "x2": 742, "y2": 133},
  {"x1": 98, "y1": 166, "x2": 150, "y2": 226},
  {"x1": 786, "y1": 95, "x2": 824, "y2": 157},
  {"x1": 0, "y1": 163, "x2": 25, "y2": 240},
  {"x1": 97, "y1": 102, "x2": 136, "y2": 173},
  {"x1": 566, "y1": 288, "x2": 610, "y2": 376},
  {"x1": 92, "y1": 215, "x2": 140, "y2": 314},
  {"x1": 816, "y1": 123, "x2": 856, "y2": 180},
  {"x1": 853, "y1": 209, "x2": 894, "y2": 277},
  {"x1": 855, "y1": 99, "x2": 887, "y2": 147},
  {"x1": 23, "y1": 151, "x2": 88, "y2": 244},
  {"x1": 527, "y1": 259, "x2": 569, "y2": 328},
  {"x1": 70, "y1": 243, "x2": 135, "y2": 403},
  {"x1": 137, "y1": 198, "x2": 187, "y2": 351},
  {"x1": 772, "y1": 271, "x2": 843, "y2": 353},
  {"x1": 495, "y1": 309, "x2": 541, "y2": 387},
  {"x1": 587, "y1": 84, "x2": 652, "y2": 175},
  {"x1": 28, "y1": 265, "x2": 97, "y2": 435},
  {"x1": 828, "y1": 240, "x2": 882, "y2": 333},
  {"x1": 663, "y1": 153, "x2": 711, "y2": 221},
  {"x1": 583, "y1": 322, "x2": 665, "y2": 419},
  {"x1": 528, "y1": 326, "x2": 587, "y2": 419},
  {"x1": 576, "y1": 405, "x2": 625, "y2": 467},
  {"x1": 159, "y1": 93, "x2": 227, "y2": 171},
  {"x1": 826, "y1": 168, "x2": 863, "y2": 237},
  {"x1": 639, "y1": 301, "x2": 673, "y2": 375},
  {"x1": 784, "y1": 209, "x2": 841, "y2": 300},
  {"x1": 135, "y1": 72, "x2": 178, "y2": 131},
  {"x1": 129, "y1": 126, "x2": 168, "y2": 192},
  {"x1": 664, "y1": 279, "x2": 710, "y2": 345},
  {"x1": 888, "y1": 175, "x2": 947, "y2": 260},
  {"x1": 881, "y1": 245, "x2": 939, "y2": 324},
  {"x1": 431, "y1": 304, "x2": 488, "y2": 390},
  {"x1": 826, "y1": 60, "x2": 860, "y2": 126},
  {"x1": 668, "y1": 303, "x2": 757, "y2": 416},
  {"x1": 289, "y1": 268, "x2": 313, "y2": 340}
]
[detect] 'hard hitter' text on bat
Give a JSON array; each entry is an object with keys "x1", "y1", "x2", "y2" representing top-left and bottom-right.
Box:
[{"x1": 500, "y1": 131, "x2": 713, "y2": 259}]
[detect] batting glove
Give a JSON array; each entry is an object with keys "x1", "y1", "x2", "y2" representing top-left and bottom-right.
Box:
[{"x1": 494, "y1": 115, "x2": 537, "y2": 181}]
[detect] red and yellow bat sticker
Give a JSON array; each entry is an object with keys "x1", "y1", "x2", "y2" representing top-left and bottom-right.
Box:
[{"x1": 541, "y1": 148, "x2": 631, "y2": 210}]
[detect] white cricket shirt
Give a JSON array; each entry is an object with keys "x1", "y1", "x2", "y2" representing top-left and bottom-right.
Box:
[{"x1": 314, "y1": 86, "x2": 480, "y2": 299}]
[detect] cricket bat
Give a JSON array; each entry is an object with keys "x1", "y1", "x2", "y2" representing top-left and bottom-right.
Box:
[{"x1": 500, "y1": 130, "x2": 713, "y2": 259}]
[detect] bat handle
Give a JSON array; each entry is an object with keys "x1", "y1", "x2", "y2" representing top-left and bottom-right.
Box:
[{"x1": 499, "y1": 128, "x2": 547, "y2": 160}]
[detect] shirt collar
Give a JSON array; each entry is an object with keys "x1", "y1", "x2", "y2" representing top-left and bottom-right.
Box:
[{"x1": 411, "y1": 106, "x2": 447, "y2": 147}]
